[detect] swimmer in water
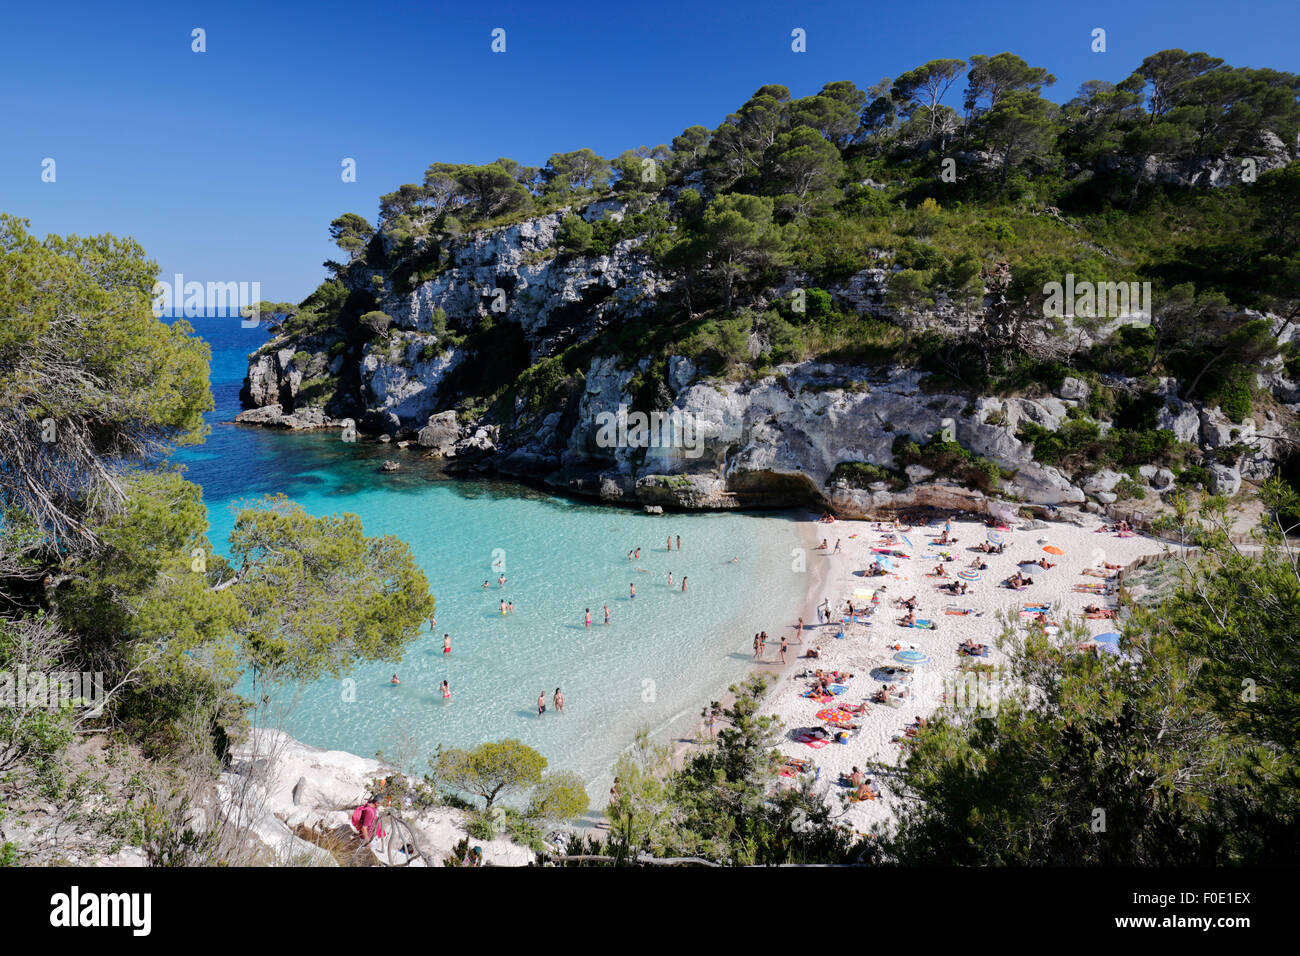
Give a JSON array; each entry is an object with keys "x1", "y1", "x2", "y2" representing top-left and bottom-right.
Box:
[
  {"x1": 628, "y1": 550, "x2": 634, "y2": 561},
  {"x1": 584, "y1": 608, "x2": 591, "y2": 628},
  {"x1": 554, "y1": 687, "x2": 564, "y2": 713},
  {"x1": 604, "y1": 605, "x2": 610, "y2": 624},
  {"x1": 676, "y1": 535, "x2": 681, "y2": 550},
  {"x1": 630, "y1": 582, "x2": 636, "y2": 599},
  {"x1": 441, "y1": 680, "x2": 450, "y2": 699},
  {"x1": 681, "y1": 576, "x2": 688, "y2": 592},
  {"x1": 391, "y1": 674, "x2": 400, "y2": 685},
  {"x1": 482, "y1": 580, "x2": 490, "y2": 589},
  {"x1": 498, "y1": 574, "x2": 506, "y2": 588},
  {"x1": 728, "y1": 556, "x2": 739, "y2": 563},
  {"x1": 634, "y1": 547, "x2": 641, "y2": 560},
  {"x1": 443, "y1": 633, "x2": 451, "y2": 654},
  {"x1": 667, "y1": 536, "x2": 672, "y2": 551},
  {"x1": 500, "y1": 599, "x2": 507, "y2": 615},
  {"x1": 667, "y1": 571, "x2": 673, "y2": 588},
  {"x1": 537, "y1": 692, "x2": 546, "y2": 716},
  {"x1": 507, "y1": 600, "x2": 514, "y2": 614}
]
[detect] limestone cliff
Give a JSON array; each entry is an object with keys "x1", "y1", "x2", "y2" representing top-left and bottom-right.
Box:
[{"x1": 238, "y1": 196, "x2": 1300, "y2": 516}]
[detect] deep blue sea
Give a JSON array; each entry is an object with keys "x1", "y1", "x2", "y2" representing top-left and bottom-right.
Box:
[{"x1": 172, "y1": 316, "x2": 808, "y2": 798}]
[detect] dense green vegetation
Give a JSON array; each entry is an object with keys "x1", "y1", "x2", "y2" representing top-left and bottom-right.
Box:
[
  {"x1": 886, "y1": 485, "x2": 1300, "y2": 865},
  {"x1": 0, "y1": 216, "x2": 436, "y2": 863},
  {"x1": 262, "y1": 47, "x2": 1300, "y2": 499}
]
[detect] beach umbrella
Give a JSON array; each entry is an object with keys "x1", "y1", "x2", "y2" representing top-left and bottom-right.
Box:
[
  {"x1": 893, "y1": 649, "x2": 930, "y2": 665},
  {"x1": 1095, "y1": 632, "x2": 1121, "y2": 645},
  {"x1": 987, "y1": 530, "x2": 1004, "y2": 545},
  {"x1": 874, "y1": 554, "x2": 894, "y2": 570},
  {"x1": 957, "y1": 568, "x2": 981, "y2": 581},
  {"x1": 1042, "y1": 545, "x2": 1065, "y2": 556}
]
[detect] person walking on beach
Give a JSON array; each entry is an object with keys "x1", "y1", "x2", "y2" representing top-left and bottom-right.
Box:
[
  {"x1": 753, "y1": 633, "x2": 761, "y2": 660},
  {"x1": 443, "y1": 633, "x2": 451, "y2": 654},
  {"x1": 604, "y1": 604, "x2": 610, "y2": 624},
  {"x1": 833, "y1": 539, "x2": 841, "y2": 554},
  {"x1": 441, "y1": 680, "x2": 450, "y2": 700},
  {"x1": 554, "y1": 688, "x2": 565, "y2": 713},
  {"x1": 537, "y1": 692, "x2": 546, "y2": 716},
  {"x1": 759, "y1": 632, "x2": 767, "y2": 658},
  {"x1": 584, "y1": 608, "x2": 591, "y2": 628},
  {"x1": 779, "y1": 636, "x2": 788, "y2": 664}
]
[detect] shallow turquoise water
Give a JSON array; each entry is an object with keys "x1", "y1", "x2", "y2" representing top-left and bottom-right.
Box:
[{"x1": 176, "y1": 317, "x2": 809, "y2": 799}]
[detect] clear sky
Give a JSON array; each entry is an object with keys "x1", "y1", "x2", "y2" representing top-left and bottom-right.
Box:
[{"x1": 3, "y1": 0, "x2": 1297, "y2": 301}]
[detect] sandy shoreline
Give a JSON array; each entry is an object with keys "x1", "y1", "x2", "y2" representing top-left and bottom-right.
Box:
[{"x1": 749, "y1": 507, "x2": 1182, "y2": 838}]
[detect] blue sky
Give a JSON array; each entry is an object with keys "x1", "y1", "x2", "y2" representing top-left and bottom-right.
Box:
[{"x1": 3, "y1": 0, "x2": 1297, "y2": 301}]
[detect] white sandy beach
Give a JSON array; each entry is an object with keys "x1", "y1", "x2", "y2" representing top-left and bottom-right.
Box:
[{"x1": 753, "y1": 508, "x2": 1182, "y2": 837}]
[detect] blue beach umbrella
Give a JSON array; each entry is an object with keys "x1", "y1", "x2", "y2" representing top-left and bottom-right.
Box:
[
  {"x1": 893, "y1": 649, "x2": 930, "y2": 665},
  {"x1": 874, "y1": 554, "x2": 894, "y2": 570},
  {"x1": 1095, "y1": 632, "x2": 1121, "y2": 644}
]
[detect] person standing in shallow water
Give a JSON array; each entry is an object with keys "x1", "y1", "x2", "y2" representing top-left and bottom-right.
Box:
[
  {"x1": 780, "y1": 636, "x2": 788, "y2": 664},
  {"x1": 441, "y1": 680, "x2": 450, "y2": 700},
  {"x1": 604, "y1": 605, "x2": 610, "y2": 625},
  {"x1": 667, "y1": 571, "x2": 673, "y2": 588},
  {"x1": 443, "y1": 633, "x2": 451, "y2": 654},
  {"x1": 584, "y1": 608, "x2": 591, "y2": 628},
  {"x1": 681, "y1": 576, "x2": 688, "y2": 592},
  {"x1": 630, "y1": 582, "x2": 636, "y2": 599},
  {"x1": 667, "y1": 536, "x2": 672, "y2": 552},
  {"x1": 554, "y1": 688, "x2": 564, "y2": 713},
  {"x1": 676, "y1": 535, "x2": 681, "y2": 551},
  {"x1": 537, "y1": 692, "x2": 546, "y2": 716}
]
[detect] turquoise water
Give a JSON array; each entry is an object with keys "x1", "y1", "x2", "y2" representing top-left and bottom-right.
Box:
[{"x1": 175, "y1": 317, "x2": 809, "y2": 799}]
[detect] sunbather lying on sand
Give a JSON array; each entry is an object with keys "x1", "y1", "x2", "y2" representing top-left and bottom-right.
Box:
[{"x1": 852, "y1": 780, "x2": 880, "y2": 801}]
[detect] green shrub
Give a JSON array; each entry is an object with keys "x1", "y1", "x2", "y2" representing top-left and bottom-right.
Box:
[{"x1": 830, "y1": 461, "x2": 907, "y2": 491}]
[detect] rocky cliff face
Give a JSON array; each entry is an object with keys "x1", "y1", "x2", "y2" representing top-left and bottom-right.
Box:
[{"x1": 238, "y1": 197, "x2": 1299, "y2": 516}]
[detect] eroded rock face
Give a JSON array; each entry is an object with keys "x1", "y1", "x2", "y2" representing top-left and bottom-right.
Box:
[{"x1": 239, "y1": 198, "x2": 1297, "y2": 512}]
